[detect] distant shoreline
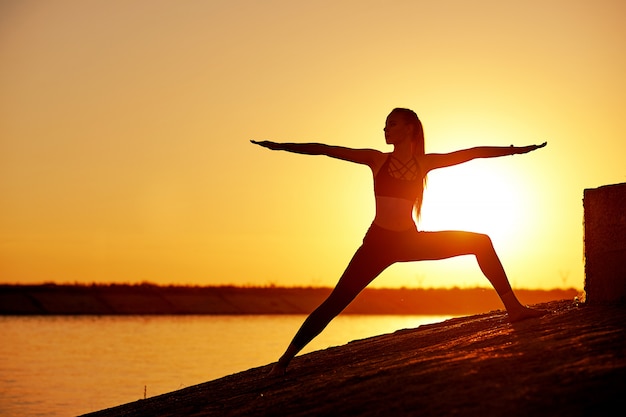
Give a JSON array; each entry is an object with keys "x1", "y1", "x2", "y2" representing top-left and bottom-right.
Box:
[{"x1": 0, "y1": 283, "x2": 580, "y2": 315}]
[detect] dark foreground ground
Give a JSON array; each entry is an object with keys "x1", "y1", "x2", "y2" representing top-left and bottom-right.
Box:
[{"x1": 83, "y1": 300, "x2": 625, "y2": 417}]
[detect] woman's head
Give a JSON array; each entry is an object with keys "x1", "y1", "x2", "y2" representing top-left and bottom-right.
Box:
[{"x1": 387, "y1": 108, "x2": 425, "y2": 156}]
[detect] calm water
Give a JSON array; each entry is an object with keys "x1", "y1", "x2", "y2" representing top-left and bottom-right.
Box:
[{"x1": 0, "y1": 314, "x2": 453, "y2": 417}]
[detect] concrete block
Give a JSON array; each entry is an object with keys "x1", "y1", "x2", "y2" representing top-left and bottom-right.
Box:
[{"x1": 583, "y1": 182, "x2": 626, "y2": 303}]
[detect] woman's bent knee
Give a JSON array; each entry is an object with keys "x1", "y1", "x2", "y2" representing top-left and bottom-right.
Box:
[
  {"x1": 475, "y1": 232, "x2": 493, "y2": 247},
  {"x1": 462, "y1": 232, "x2": 495, "y2": 257}
]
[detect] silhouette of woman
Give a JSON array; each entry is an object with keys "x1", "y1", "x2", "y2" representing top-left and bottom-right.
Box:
[{"x1": 251, "y1": 108, "x2": 547, "y2": 376}]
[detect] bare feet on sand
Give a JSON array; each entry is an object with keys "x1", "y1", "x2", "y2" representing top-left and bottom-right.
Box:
[{"x1": 508, "y1": 306, "x2": 548, "y2": 323}]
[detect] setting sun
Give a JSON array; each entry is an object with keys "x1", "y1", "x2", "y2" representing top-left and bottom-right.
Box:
[{"x1": 420, "y1": 163, "x2": 526, "y2": 248}]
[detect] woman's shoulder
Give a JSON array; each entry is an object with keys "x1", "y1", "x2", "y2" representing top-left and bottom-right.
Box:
[
  {"x1": 352, "y1": 148, "x2": 387, "y2": 166},
  {"x1": 369, "y1": 151, "x2": 391, "y2": 175},
  {"x1": 416, "y1": 153, "x2": 439, "y2": 173}
]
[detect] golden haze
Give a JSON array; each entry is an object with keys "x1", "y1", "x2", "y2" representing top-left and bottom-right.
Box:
[{"x1": 1, "y1": 0, "x2": 625, "y2": 290}]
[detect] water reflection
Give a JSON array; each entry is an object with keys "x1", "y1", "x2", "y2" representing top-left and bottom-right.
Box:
[{"x1": 0, "y1": 314, "x2": 453, "y2": 416}]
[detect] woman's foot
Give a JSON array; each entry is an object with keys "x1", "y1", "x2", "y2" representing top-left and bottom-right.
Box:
[
  {"x1": 267, "y1": 344, "x2": 298, "y2": 378},
  {"x1": 267, "y1": 361, "x2": 287, "y2": 378},
  {"x1": 508, "y1": 306, "x2": 547, "y2": 322}
]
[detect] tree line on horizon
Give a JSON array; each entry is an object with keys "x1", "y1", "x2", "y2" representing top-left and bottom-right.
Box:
[{"x1": 0, "y1": 281, "x2": 581, "y2": 292}]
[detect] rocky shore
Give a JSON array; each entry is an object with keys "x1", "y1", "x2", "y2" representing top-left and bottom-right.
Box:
[{"x1": 82, "y1": 299, "x2": 625, "y2": 417}]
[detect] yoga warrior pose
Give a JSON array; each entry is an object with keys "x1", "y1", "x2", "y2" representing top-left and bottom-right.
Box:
[{"x1": 251, "y1": 108, "x2": 547, "y2": 376}]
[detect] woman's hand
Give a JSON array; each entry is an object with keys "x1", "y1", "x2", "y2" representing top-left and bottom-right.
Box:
[
  {"x1": 250, "y1": 140, "x2": 284, "y2": 150},
  {"x1": 512, "y1": 141, "x2": 547, "y2": 155}
]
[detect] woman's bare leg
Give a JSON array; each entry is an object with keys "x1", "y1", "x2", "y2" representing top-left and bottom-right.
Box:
[
  {"x1": 464, "y1": 233, "x2": 545, "y2": 321},
  {"x1": 269, "y1": 229, "x2": 544, "y2": 376},
  {"x1": 405, "y1": 231, "x2": 545, "y2": 322},
  {"x1": 269, "y1": 244, "x2": 390, "y2": 376}
]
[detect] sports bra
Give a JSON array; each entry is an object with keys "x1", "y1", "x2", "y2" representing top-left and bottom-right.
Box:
[{"x1": 374, "y1": 154, "x2": 423, "y2": 201}]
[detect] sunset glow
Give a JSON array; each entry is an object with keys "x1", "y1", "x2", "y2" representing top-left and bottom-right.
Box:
[{"x1": 1, "y1": 0, "x2": 625, "y2": 290}]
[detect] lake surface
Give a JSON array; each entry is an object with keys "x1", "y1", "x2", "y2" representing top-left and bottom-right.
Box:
[{"x1": 0, "y1": 314, "x2": 454, "y2": 416}]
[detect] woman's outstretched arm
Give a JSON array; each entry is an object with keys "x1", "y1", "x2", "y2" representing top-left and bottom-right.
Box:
[
  {"x1": 423, "y1": 142, "x2": 547, "y2": 173},
  {"x1": 250, "y1": 140, "x2": 382, "y2": 167}
]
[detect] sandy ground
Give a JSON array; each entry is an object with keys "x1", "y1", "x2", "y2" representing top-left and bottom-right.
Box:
[{"x1": 82, "y1": 300, "x2": 626, "y2": 417}]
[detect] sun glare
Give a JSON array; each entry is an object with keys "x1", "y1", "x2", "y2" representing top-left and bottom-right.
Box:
[{"x1": 418, "y1": 163, "x2": 524, "y2": 248}]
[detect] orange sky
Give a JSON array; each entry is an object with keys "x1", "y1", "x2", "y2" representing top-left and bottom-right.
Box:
[{"x1": 1, "y1": 0, "x2": 624, "y2": 290}]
